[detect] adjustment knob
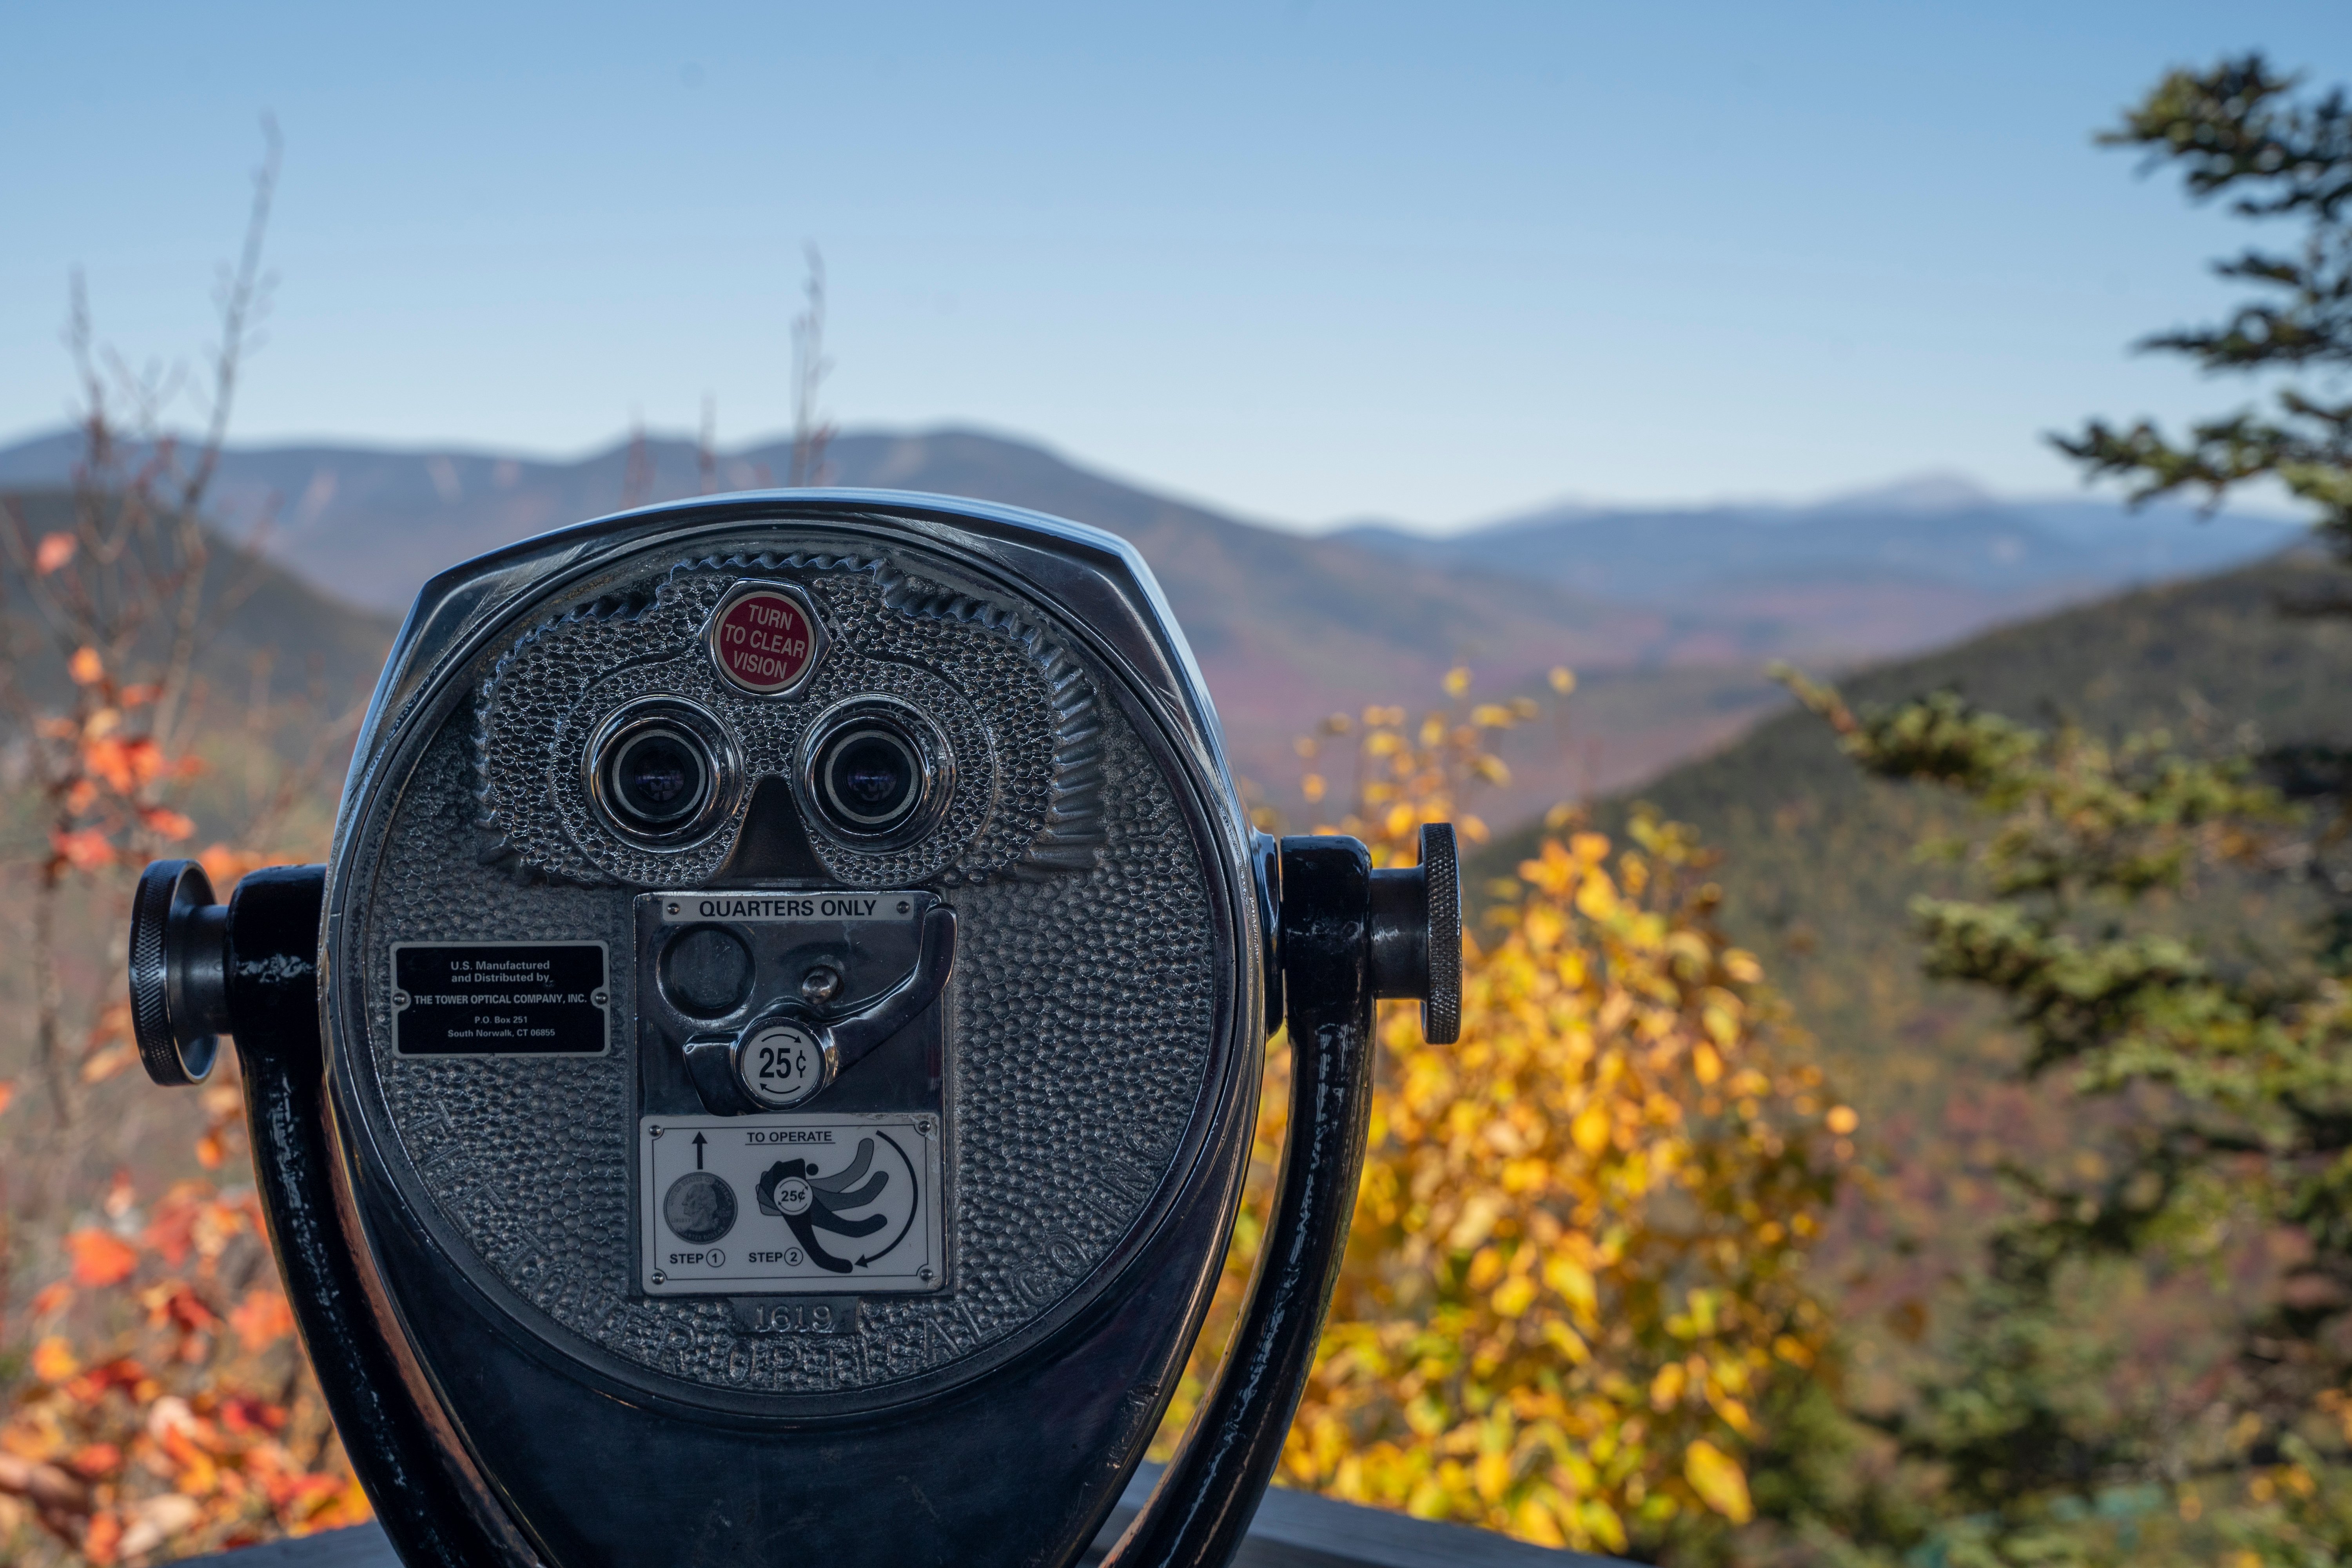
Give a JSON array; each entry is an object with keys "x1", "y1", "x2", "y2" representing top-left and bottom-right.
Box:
[
  {"x1": 1368, "y1": 822, "x2": 1463, "y2": 1045},
  {"x1": 127, "y1": 859, "x2": 230, "y2": 1085}
]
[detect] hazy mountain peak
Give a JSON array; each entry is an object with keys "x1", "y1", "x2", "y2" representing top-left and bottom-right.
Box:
[{"x1": 1818, "y1": 471, "x2": 1999, "y2": 515}]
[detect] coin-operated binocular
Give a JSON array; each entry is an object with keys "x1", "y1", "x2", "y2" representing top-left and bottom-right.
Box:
[{"x1": 127, "y1": 493, "x2": 1459, "y2": 1568}]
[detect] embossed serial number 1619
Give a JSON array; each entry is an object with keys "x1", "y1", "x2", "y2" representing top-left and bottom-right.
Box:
[{"x1": 740, "y1": 1300, "x2": 846, "y2": 1333}]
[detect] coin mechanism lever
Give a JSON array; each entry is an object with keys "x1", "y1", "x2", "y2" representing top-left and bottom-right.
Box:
[{"x1": 680, "y1": 906, "x2": 956, "y2": 1116}]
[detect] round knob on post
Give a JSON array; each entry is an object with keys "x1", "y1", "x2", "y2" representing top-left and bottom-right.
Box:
[
  {"x1": 1367, "y1": 822, "x2": 1463, "y2": 1045},
  {"x1": 127, "y1": 858, "x2": 230, "y2": 1085}
]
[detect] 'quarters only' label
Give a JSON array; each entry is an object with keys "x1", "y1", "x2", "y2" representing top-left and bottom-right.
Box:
[
  {"x1": 655, "y1": 891, "x2": 921, "y2": 924},
  {"x1": 391, "y1": 942, "x2": 610, "y2": 1056}
]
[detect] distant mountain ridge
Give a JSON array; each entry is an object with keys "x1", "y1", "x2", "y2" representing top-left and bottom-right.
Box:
[
  {"x1": 1, "y1": 427, "x2": 1718, "y2": 819},
  {"x1": 1341, "y1": 482, "x2": 2297, "y2": 610},
  {"x1": 0, "y1": 425, "x2": 2308, "y2": 824}
]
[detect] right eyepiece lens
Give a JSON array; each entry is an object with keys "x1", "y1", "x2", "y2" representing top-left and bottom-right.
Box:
[
  {"x1": 818, "y1": 725, "x2": 920, "y2": 833},
  {"x1": 610, "y1": 727, "x2": 709, "y2": 829}
]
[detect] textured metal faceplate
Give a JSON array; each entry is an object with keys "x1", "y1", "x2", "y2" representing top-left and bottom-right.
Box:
[
  {"x1": 476, "y1": 550, "x2": 1107, "y2": 887},
  {"x1": 343, "y1": 536, "x2": 1222, "y2": 1401}
]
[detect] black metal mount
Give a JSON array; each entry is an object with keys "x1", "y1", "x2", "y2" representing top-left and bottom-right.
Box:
[
  {"x1": 125, "y1": 821, "x2": 1462, "y2": 1568},
  {"x1": 128, "y1": 860, "x2": 516, "y2": 1563},
  {"x1": 1105, "y1": 822, "x2": 1460, "y2": 1567}
]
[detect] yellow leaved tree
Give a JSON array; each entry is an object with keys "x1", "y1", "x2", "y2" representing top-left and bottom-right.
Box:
[{"x1": 1161, "y1": 672, "x2": 1851, "y2": 1559}]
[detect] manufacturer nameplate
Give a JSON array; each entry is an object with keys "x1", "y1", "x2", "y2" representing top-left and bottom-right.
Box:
[
  {"x1": 392, "y1": 942, "x2": 610, "y2": 1056},
  {"x1": 655, "y1": 891, "x2": 922, "y2": 924},
  {"x1": 641, "y1": 1112, "x2": 943, "y2": 1296}
]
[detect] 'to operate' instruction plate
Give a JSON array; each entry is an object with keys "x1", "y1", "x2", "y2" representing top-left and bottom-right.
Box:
[{"x1": 640, "y1": 1113, "x2": 942, "y2": 1296}]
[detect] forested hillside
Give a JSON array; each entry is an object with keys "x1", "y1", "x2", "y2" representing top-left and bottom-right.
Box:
[
  {"x1": 1485, "y1": 548, "x2": 2352, "y2": 1080},
  {"x1": 1463, "y1": 548, "x2": 2352, "y2": 1488}
]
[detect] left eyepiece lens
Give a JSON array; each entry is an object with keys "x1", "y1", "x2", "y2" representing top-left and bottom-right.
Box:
[{"x1": 606, "y1": 726, "x2": 710, "y2": 830}]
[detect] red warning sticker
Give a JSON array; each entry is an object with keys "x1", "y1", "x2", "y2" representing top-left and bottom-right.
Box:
[{"x1": 709, "y1": 587, "x2": 822, "y2": 694}]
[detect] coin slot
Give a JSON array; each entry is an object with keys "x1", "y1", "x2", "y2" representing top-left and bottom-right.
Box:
[{"x1": 661, "y1": 925, "x2": 753, "y2": 1018}]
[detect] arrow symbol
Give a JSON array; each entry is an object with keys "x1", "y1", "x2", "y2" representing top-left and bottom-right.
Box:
[
  {"x1": 856, "y1": 1132, "x2": 921, "y2": 1268},
  {"x1": 692, "y1": 1132, "x2": 708, "y2": 1170}
]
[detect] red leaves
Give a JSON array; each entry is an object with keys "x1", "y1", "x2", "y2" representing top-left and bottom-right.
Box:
[
  {"x1": 66, "y1": 1442, "x2": 122, "y2": 1481},
  {"x1": 217, "y1": 1394, "x2": 288, "y2": 1437},
  {"x1": 65, "y1": 1229, "x2": 139, "y2": 1288},
  {"x1": 143, "y1": 1182, "x2": 257, "y2": 1268},
  {"x1": 82, "y1": 735, "x2": 156, "y2": 794},
  {"x1": 51, "y1": 828, "x2": 115, "y2": 873},
  {"x1": 143, "y1": 1279, "x2": 222, "y2": 1342},
  {"x1": 140, "y1": 804, "x2": 196, "y2": 841},
  {"x1": 38, "y1": 688, "x2": 208, "y2": 883}
]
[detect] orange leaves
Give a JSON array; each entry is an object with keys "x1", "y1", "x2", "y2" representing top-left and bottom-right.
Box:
[
  {"x1": 83, "y1": 734, "x2": 166, "y2": 795},
  {"x1": 65, "y1": 1230, "x2": 139, "y2": 1289},
  {"x1": 36, "y1": 531, "x2": 78, "y2": 575},
  {"x1": 33, "y1": 1338, "x2": 82, "y2": 1383},
  {"x1": 143, "y1": 1182, "x2": 257, "y2": 1268},
  {"x1": 140, "y1": 805, "x2": 196, "y2": 842},
  {"x1": 65, "y1": 1443, "x2": 120, "y2": 1481},
  {"x1": 82, "y1": 1509, "x2": 122, "y2": 1563},
  {"x1": 33, "y1": 658, "x2": 209, "y2": 891},
  {"x1": 229, "y1": 1290, "x2": 296, "y2": 1354},
  {"x1": 51, "y1": 829, "x2": 115, "y2": 873},
  {"x1": 142, "y1": 1280, "x2": 223, "y2": 1347},
  {"x1": 3, "y1": 1175, "x2": 369, "y2": 1559},
  {"x1": 1290, "y1": 799, "x2": 1846, "y2": 1550},
  {"x1": 81, "y1": 1001, "x2": 139, "y2": 1084},
  {"x1": 194, "y1": 1083, "x2": 249, "y2": 1172},
  {"x1": 197, "y1": 843, "x2": 268, "y2": 889}
]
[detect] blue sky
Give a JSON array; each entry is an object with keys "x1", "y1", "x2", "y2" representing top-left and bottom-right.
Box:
[{"x1": 4, "y1": 2, "x2": 2347, "y2": 530}]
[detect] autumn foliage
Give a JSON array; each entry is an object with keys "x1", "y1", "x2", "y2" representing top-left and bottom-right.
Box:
[
  {"x1": 1161, "y1": 674, "x2": 1851, "y2": 1559},
  {"x1": 0, "y1": 134, "x2": 374, "y2": 1563},
  {"x1": 0, "y1": 1169, "x2": 367, "y2": 1562}
]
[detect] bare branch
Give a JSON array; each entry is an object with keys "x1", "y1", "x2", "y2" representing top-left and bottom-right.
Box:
[{"x1": 789, "y1": 245, "x2": 834, "y2": 487}]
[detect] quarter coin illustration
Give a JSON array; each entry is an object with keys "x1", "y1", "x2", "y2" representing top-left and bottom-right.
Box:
[{"x1": 662, "y1": 1171, "x2": 737, "y2": 1244}]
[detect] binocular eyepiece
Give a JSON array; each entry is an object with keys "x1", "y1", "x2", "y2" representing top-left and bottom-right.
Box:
[{"x1": 127, "y1": 491, "x2": 1458, "y2": 1568}]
